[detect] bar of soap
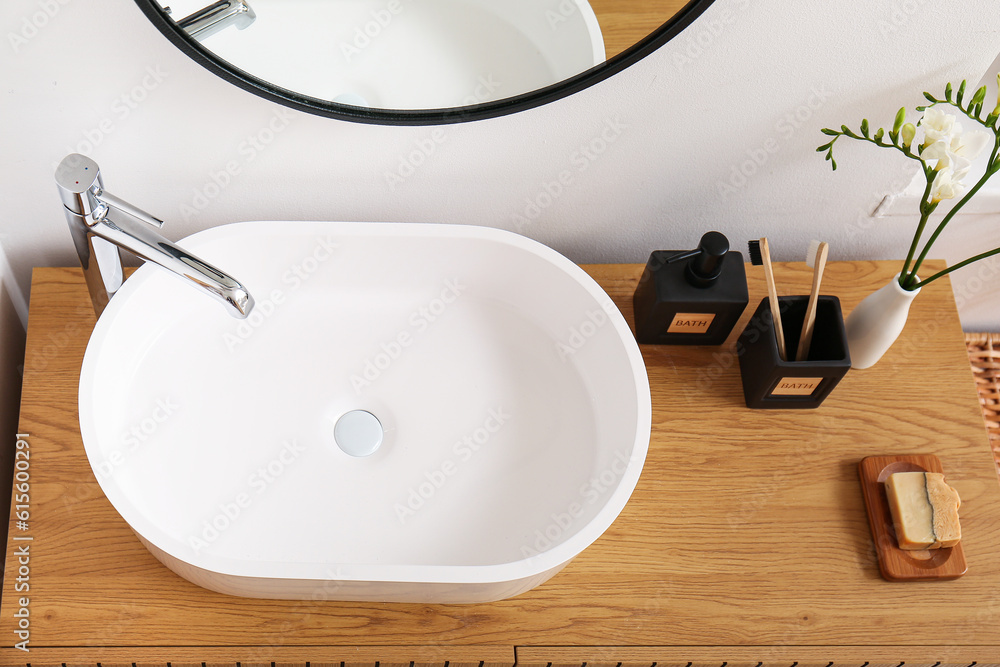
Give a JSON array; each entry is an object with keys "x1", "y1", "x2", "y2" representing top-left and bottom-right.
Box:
[{"x1": 885, "y1": 471, "x2": 961, "y2": 550}]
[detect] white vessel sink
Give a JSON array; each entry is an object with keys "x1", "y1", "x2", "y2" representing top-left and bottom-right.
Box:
[
  {"x1": 191, "y1": 0, "x2": 606, "y2": 108},
  {"x1": 79, "y1": 222, "x2": 650, "y2": 603}
]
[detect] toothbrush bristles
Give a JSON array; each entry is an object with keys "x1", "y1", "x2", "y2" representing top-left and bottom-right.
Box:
[
  {"x1": 805, "y1": 239, "x2": 822, "y2": 268},
  {"x1": 747, "y1": 239, "x2": 763, "y2": 266}
]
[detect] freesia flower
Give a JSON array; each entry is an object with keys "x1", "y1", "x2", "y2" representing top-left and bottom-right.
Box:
[
  {"x1": 929, "y1": 165, "x2": 966, "y2": 202},
  {"x1": 920, "y1": 141, "x2": 972, "y2": 203},
  {"x1": 949, "y1": 126, "x2": 991, "y2": 160},
  {"x1": 817, "y1": 75, "x2": 1000, "y2": 292},
  {"x1": 921, "y1": 140, "x2": 971, "y2": 175},
  {"x1": 919, "y1": 140, "x2": 950, "y2": 163},
  {"x1": 920, "y1": 107, "x2": 956, "y2": 147}
]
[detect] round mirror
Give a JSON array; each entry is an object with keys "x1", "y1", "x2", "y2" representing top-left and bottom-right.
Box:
[{"x1": 134, "y1": 0, "x2": 716, "y2": 124}]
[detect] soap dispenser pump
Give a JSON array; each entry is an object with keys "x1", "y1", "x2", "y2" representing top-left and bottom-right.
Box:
[{"x1": 632, "y1": 231, "x2": 749, "y2": 345}]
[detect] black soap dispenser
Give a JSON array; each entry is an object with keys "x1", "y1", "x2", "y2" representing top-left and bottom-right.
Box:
[{"x1": 632, "y1": 231, "x2": 749, "y2": 345}]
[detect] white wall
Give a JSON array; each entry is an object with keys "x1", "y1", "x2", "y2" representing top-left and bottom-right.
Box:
[{"x1": 2, "y1": 0, "x2": 1000, "y2": 334}]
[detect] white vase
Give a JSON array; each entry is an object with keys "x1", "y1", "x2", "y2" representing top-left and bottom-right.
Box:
[{"x1": 845, "y1": 273, "x2": 920, "y2": 369}]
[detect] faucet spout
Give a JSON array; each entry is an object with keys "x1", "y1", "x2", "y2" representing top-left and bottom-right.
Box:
[{"x1": 55, "y1": 154, "x2": 255, "y2": 319}]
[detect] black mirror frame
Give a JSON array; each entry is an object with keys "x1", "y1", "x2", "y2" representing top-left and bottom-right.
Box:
[{"x1": 133, "y1": 0, "x2": 717, "y2": 126}]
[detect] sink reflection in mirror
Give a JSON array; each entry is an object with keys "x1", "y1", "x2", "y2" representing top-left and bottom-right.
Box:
[
  {"x1": 137, "y1": 0, "x2": 716, "y2": 122},
  {"x1": 79, "y1": 221, "x2": 651, "y2": 603},
  {"x1": 163, "y1": 0, "x2": 606, "y2": 109}
]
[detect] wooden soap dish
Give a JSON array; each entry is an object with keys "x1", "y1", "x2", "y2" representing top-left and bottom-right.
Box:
[{"x1": 858, "y1": 454, "x2": 967, "y2": 581}]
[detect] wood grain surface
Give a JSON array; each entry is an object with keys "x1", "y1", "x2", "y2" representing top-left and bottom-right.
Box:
[
  {"x1": 589, "y1": 0, "x2": 693, "y2": 59},
  {"x1": 3, "y1": 260, "x2": 999, "y2": 666}
]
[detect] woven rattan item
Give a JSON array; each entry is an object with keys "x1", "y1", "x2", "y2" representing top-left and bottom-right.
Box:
[{"x1": 967, "y1": 333, "x2": 1000, "y2": 472}]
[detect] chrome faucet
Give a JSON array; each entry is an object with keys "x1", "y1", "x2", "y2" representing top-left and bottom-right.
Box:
[
  {"x1": 55, "y1": 154, "x2": 255, "y2": 319},
  {"x1": 168, "y1": 1, "x2": 256, "y2": 41}
]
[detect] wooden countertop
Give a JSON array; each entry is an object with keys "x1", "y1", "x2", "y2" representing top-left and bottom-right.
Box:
[
  {"x1": 3, "y1": 260, "x2": 999, "y2": 666},
  {"x1": 590, "y1": 0, "x2": 692, "y2": 59}
]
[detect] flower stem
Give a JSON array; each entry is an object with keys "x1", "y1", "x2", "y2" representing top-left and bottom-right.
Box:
[
  {"x1": 899, "y1": 170, "x2": 936, "y2": 288},
  {"x1": 908, "y1": 135, "x2": 1000, "y2": 282},
  {"x1": 908, "y1": 245, "x2": 1000, "y2": 289}
]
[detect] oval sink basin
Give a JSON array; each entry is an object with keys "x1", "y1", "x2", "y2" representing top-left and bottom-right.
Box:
[
  {"x1": 79, "y1": 222, "x2": 650, "y2": 603},
  {"x1": 194, "y1": 0, "x2": 606, "y2": 108}
]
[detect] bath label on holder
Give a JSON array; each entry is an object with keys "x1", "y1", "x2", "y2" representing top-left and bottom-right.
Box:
[
  {"x1": 770, "y1": 377, "x2": 824, "y2": 396},
  {"x1": 667, "y1": 312, "x2": 716, "y2": 334}
]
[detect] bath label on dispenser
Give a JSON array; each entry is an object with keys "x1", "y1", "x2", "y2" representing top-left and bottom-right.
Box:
[
  {"x1": 667, "y1": 312, "x2": 716, "y2": 333},
  {"x1": 771, "y1": 377, "x2": 824, "y2": 396}
]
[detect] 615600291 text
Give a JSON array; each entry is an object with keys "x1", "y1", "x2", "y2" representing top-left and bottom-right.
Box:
[{"x1": 11, "y1": 433, "x2": 33, "y2": 652}]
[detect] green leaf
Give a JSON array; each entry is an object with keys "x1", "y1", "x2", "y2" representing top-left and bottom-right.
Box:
[
  {"x1": 945, "y1": 82, "x2": 953, "y2": 101},
  {"x1": 893, "y1": 107, "x2": 906, "y2": 133},
  {"x1": 889, "y1": 129, "x2": 899, "y2": 145},
  {"x1": 816, "y1": 143, "x2": 833, "y2": 152},
  {"x1": 820, "y1": 128, "x2": 839, "y2": 136},
  {"x1": 923, "y1": 91, "x2": 936, "y2": 103},
  {"x1": 986, "y1": 111, "x2": 999, "y2": 127},
  {"x1": 973, "y1": 101, "x2": 983, "y2": 118},
  {"x1": 861, "y1": 119, "x2": 870, "y2": 137},
  {"x1": 957, "y1": 79, "x2": 967, "y2": 105},
  {"x1": 831, "y1": 158, "x2": 837, "y2": 170}
]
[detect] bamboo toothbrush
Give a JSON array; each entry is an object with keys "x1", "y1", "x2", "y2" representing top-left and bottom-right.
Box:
[
  {"x1": 748, "y1": 238, "x2": 786, "y2": 361},
  {"x1": 796, "y1": 240, "x2": 829, "y2": 362}
]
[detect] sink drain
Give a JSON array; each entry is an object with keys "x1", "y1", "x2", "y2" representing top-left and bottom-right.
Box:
[{"x1": 334, "y1": 410, "x2": 383, "y2": 457}]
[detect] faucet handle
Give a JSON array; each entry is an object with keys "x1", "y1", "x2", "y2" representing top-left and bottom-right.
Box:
[
  {"x1": 55, "y1": 154, "x2": 103, "y2": 217},
  {"x1": 99, "y1": 191, "x2": 166, "y2": 229},
  {"x1": 56, "y1": 154, "x2": 165, "y2": 229}
]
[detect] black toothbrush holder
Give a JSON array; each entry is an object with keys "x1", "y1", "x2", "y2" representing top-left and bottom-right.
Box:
[{"x1": 737, "y1": 295, "x2": 851, "y2": 409}]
